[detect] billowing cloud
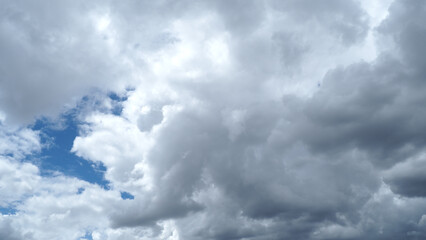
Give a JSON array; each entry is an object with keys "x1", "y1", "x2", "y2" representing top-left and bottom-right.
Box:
[{"x1": 2, "y1": 0, "x2": 426, "y2": 239}]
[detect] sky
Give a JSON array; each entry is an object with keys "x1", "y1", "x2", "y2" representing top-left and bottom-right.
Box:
[{"x1": 2, "y1": 0, "x2": 426, "y2": 239}]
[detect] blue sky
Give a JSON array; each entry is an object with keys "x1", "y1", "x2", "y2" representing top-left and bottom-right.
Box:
[
  {"x1": 27, "y1": 91, "x2": 128, "y2": 189},
  {"x1": 31, "y1": 113, "x2": 109, "y2": 188}
]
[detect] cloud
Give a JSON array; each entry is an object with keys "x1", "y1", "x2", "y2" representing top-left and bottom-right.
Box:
[
  {"x1": 0, "y1": 217, "x2": 31, "y2": 240},
  {"x1": 69, "y1": 0, "x2": 379, "y2": 237},
  {"x1": 0, "y1": 0, "x2": 128, "y2": 124},
  {"x1": 384, "y1": 152, "x2": 426, "y2": 197},
  {"x1": 0, "y1": 125, "x2": 40, "y2": 159},
  {"x1": 3, "y1": 0, "x2": 426, "y2": 239},
  {"x1": 270, "y1": 0, "x2": 369, "y2": 45}
]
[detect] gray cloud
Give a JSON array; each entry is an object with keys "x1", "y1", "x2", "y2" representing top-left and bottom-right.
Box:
[
  {"x1": 137, "y1": 109, "x2": 163, "y2": 132},
  {"x1": 4, "y1": 0, "x2": 426, "y2": 239},
  {"x1": 0, "y1": 217, "x2": 31, "y2": 240},
  {"x1": 270, "y1": 0, "x2": 369, "y2": 45},
  {"x1": 0, "y1": 0, "x2": 128, "y2": 124},
  {"x1": 82, "y1": 0, "x2": 426, "y2": 238},
  {"x1": 384, "y1": 153, "x2": 426, "y2": 198}
]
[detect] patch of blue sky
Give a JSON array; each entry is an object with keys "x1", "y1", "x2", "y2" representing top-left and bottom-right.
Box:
[
  {"x1": 77, "y1": 187, "x2": 85, "y2": 194},
  {"x1": 23, "y1": 91, "x2": 131, "y2": 191},
  {"x1": 0, "y1": 206, "x2": 17, "y2": 215},
  {"x1": 79, "y1": 231, "x2": 93, "y2": 240},
  {"x1": 120, "y1": 191, "x2": 135, "y2": 200},
  {"x1": 107, "y1": 91, "x2": 127, "y2": 116},
  {"x1": 31, "y1": 111, "x2": 110, "y2": 189},
  {"x1": 27, "y1": 93, "x2": 129, "y2": 189}
]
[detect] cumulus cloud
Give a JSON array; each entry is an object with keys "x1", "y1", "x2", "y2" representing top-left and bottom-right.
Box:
[{"x1": 3, "y1": 0, "x2": 426, "y2": 239}]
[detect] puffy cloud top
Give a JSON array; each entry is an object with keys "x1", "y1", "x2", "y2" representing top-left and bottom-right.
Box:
[{"x1": 2, "y1": 0, "x2": 426, "y2": 239}]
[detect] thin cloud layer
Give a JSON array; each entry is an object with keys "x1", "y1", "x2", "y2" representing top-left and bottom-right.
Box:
[{"x1": 1, "y1": 0, "x2": 426, "y2": 239}]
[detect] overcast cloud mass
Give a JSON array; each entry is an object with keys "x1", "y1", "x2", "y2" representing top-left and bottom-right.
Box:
[{"x1": 2, "y1": 0, "x2": 426, "y2": 239}]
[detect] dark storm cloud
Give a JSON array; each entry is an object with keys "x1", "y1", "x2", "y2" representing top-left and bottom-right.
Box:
[
  {"x1": 384, "y1": 154, "x2": 426, "y2": 198},
  {"x1": 357, "y1": 191, "x2": 426, "y2": 240},
  {"x1": 386, "y1": 174, "x2": 426, "y2": 198}
]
